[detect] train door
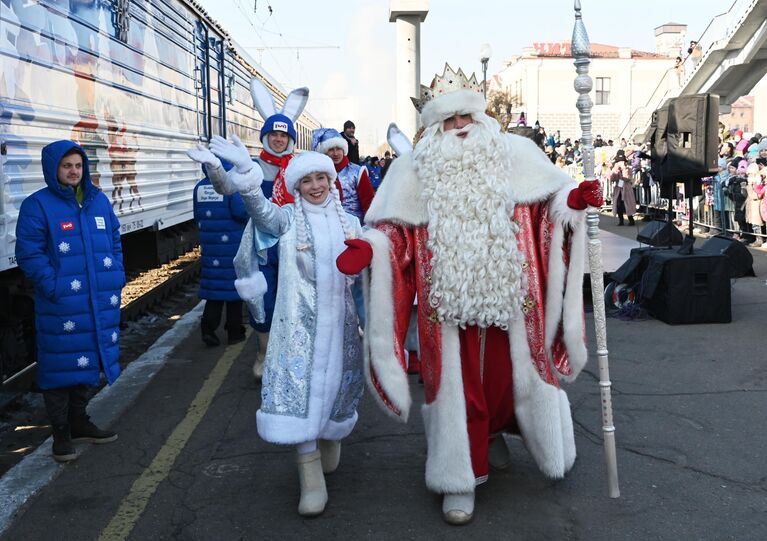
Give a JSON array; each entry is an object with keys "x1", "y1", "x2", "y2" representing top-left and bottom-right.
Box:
[
  {"x1": 193, "y1": 21, "x2": 210, "y2": 141},
  {"x1": 208, "y1": 36, "x2": 227, "y2": 138}
]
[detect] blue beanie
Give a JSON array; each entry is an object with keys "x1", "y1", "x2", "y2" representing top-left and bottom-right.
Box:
[{"x1": 261, "y1": 113, "x2": 296, "y2": 143}]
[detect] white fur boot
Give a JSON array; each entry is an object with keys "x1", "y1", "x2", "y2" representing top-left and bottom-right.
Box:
[
  {"x1": 442, "y1": 491, "x2": 475, "y2": 525},
  {"x1": 296, "y1": 450, "x2": 327, "y2": 516},
  {"x1": 318, "y1": 439, "x2": 341, "y2": 474},
  {"x1": 488, "y1": 434, "x2": 511, "y2": 470},
  {"x1": 252, "y1": 331, "x2": 269, "y2": 379}
]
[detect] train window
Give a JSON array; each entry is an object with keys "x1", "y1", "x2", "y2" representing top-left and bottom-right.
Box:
[{"x1": 112, "y1": 0, "x2": 131, "y2": 43}]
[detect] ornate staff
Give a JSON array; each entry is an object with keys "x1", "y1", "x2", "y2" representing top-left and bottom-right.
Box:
[{"x1": 572, "y1": 0, "x2": 620, "y2": 498}]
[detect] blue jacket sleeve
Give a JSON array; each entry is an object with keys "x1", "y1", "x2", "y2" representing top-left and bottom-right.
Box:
[
  {"x1": 229, "y1": 192, "x2": 249, "y2": 224},
  {"x1": 15, "y1": 198, "x2": 57, "y2": 300}
]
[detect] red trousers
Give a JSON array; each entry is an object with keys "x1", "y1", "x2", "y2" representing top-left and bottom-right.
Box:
[{"x1": 459, "y1": 326, "x2": 518, "y2": 482}]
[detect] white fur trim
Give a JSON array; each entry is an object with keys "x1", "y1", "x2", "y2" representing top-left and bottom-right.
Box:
[
  {"x1": 284, "y1": 151, "x2": 336, "y2": 196},
  {"x1": 542, "y1": 213, "x2": 588, "y2": 382},
  {"x1": 548, "y1": 181, "x2": 586, "y2": 229},
  {"x1": 509, "y1": 317, "x2": 576, "y2": 479},
  {"x1": 502, "y1": 133, "x2": 576, "y2": 205},
  {"x1": 559, "y1": 220, "x2": 588, "y2": 381},
  {"x1": 317, "y1": 136, "x2": 348, "y2": 156},
  {"x1": 420, "y1": 89, "x2": 486, "y2": 128},
  {"x1": 257, "y1": 410, "x2": 357, "y2": 444},
  {"x1": 234, "y1": 272, "x2": 268, "y2": 303},
  {"x1": 362, "y1": 228, "x2": 412, "y2": 421},
  {"x1": 422, "y1": 325, "x2": 475, "y2": 493},
  {"x1": 364, "y1": 131, "x2": 577, "y2": 228},
  {"x1": 364, "y1": 154, "x2": 428, "y2": 227}
]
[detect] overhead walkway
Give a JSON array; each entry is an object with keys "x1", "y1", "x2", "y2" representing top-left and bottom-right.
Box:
[{"x1": 620, "y1": 0, "x2": 767, "y2": 141}]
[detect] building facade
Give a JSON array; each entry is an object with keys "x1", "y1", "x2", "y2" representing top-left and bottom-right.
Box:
[{"x1": 488, "y1": 37, "x2": 680, "y2": 143}]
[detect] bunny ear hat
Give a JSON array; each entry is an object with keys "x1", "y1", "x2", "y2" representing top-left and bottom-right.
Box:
[
  {"x1": 386, "y1": 123, "x2": 413, "y2": 157},
  {"x1": 250, "y1": 77, "x2": 309, "y2": 144}
]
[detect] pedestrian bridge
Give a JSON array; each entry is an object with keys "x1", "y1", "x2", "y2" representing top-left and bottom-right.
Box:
[{"x1": 620, "y1": 0, "x2": 767, "y2": 141}]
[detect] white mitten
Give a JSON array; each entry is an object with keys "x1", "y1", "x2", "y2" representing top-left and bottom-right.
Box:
[
  {"x1": 227, "y1": 165, "x2": 264, "y2": 194},
  {"x1": 186, "y1": 144, "x2": 221, "y2": 169},
  {"x1": 235, "y1": 271, "x2": 268, "y2": 303},
  {"x1": 209, "y1": 134, "x2": 253, "y2": 174}
]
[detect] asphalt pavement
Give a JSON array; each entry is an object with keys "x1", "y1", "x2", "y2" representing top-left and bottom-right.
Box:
[{"x1": 1, "y1": 218, "x2": 766, "y2": 541}]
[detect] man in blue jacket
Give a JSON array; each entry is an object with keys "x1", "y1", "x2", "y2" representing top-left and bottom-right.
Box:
[
  {"x1": 193, "y1": 163, "x2": 248, "y2": 346},
  {"x1": 15, "y1": 140, "x2": 124, "y2": 463}
]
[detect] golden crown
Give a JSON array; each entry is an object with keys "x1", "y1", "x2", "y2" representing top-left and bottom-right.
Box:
[{"x1": 411, "y1": 63, "x2": 484, "y2": 112}]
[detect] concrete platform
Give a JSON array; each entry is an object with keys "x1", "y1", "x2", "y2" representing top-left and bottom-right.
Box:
[{"x1": 1, "y1": 225, "x2": 766, "y2": 540}]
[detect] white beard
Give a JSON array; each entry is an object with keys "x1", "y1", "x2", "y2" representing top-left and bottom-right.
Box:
[{"x1": 413, "y1": 115, "x2": 528, "y2": 329}]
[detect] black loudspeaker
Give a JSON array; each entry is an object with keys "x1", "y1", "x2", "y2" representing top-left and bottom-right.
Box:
[
  {"x1": 663, "y1": 94, "x2": 720, "y2": 181},
  {"x1": 647, "y1": 105, "x2": 668, "y2": 181},
  {"x1": 698, "y1": 235, "x2": 756, "y2": 278},
  {"x1": 642, "y1": 251, "x2": 731, "y2": 324},
  {"x1": 637, "y1": 220, "x2": 684, "y2": 246}
]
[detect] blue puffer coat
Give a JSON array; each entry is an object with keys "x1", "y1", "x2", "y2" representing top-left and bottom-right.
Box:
[
  {"x1": 15, "y1": 141, "x2": 125, "y2": 390},
  {"x1": 194, "y1": 175, "x2": 248, "y2": 301}
]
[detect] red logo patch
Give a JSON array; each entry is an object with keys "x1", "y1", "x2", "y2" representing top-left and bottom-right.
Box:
[{"x1": 60, "y1": 221, "x2": 74, "y2": 231}]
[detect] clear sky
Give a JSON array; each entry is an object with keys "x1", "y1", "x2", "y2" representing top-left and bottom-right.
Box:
[{"x1": 196, "y1": 0, "x2": 733, "y2": 152}]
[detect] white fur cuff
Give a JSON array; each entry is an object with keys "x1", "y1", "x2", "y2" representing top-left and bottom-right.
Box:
[
  {"x1": 235, "y1": 272, "x2": 268, "y2": 302},
  {"x1": 229, "y1": 166, "x2": 264, "y2": 194}
]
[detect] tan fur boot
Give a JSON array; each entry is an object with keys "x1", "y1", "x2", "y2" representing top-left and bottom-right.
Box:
[
  {"x1": 252, "y1": 331, "x2": 269, "y2": 379},
  {"x1": 442, "y1": 491, "x2": 475, "y2": 525},
  {"x1": 296, "y1": 450, "x2": 327, "y2": 516},
  {"x1": 318, "y1": 439, "x2": 341, "y2": 474}
]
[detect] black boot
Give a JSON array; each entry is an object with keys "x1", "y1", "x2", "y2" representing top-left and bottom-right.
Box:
[
  {"x1": 628, "y1": 216, "x2": 635, "y2": 226},
  {"x1": 69, "y1": 386, "x2": 117, "y2": 443},
  {"x1": 51, "y1": 424, "x2": 77, "y2": 463},
  {"x1": 617, "y1": 215, "x2": 624, "y2": 226},
  {"x1": 70, "y1": 414, "x2": 118, "y2": 444},
  {"x1": 201, "y1": 328, "x2": 220, "y2": 347}
]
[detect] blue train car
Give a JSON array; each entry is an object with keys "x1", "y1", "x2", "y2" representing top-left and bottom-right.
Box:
[{"x1": 0, "y1": 0, "x2": 320, "y2": 383}]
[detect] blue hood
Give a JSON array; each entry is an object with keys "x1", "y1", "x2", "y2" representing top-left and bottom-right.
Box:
[{"x1": 41, "y1": 140, "x2": 94, "y2": 198}]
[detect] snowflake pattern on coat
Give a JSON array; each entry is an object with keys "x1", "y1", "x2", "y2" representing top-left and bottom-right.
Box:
[
  {"x1": 58, "y1": 241, "x2": 70, "y2": 254},
  {"x1": 103, "y1": 256, "x2": 113, "y2": 268},
  {"x1": 70, "y1": 279, "x2": 82, "y2": 292},
  {"x1": 77, "y1": 356, "x2": 89, "y2": 368},
  {"x1": 110, "y1": 294, "x2": 119, "y2": 307},
  {"x1": 63, "y1": 320, "x2": 75, "y2": 332}
]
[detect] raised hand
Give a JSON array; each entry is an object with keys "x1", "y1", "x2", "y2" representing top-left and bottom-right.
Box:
[
  {"x1": 209, "y1": 134, "x2": 253, "y2": 173},
  {"x1": 186, "y1": 144, "x2": 221, "y2": 169}
]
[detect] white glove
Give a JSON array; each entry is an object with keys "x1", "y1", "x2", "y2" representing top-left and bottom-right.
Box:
[
  {"x1": 186, "y1": 144, "x2": 221, "y2": 169},
  {"x1": 227, "y1": 165, "x2": 264, "y2": 194},
  {"x1": 235, "y1": 271, "x2": 268, "y2": 303},
  {"x1": 209, "y1": 134, "x2": 253, "y2": 174}
]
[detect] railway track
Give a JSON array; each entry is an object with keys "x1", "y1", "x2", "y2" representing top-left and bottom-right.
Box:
[{"x1": 120, "y1": 248, "x2": 201, "y2": 322}]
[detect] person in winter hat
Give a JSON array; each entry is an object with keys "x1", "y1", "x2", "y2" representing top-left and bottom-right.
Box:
[
  {"x1": 188, "y1": 78, "x2": 309, "y2": 380},
  {"x1": 611, "y1": 149, "x2": 637, "y2": 226},
  {"x1": 313, "y1": 127, "x2": 375, "y2": 223},
  {"x1": 205, "y1": 143, "x2": 366, "y2": 517},
  {"x1": 333, "y1": 63, "x2": 600, "y2": 524},
  {"x1": 15, "y1": 141, "x2": 124, "y2": 463},
  {"x1": 193, "y1": 160, "x2": 249, "y2": 347}
]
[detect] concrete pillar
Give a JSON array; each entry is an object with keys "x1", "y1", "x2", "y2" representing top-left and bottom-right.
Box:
[{"x1": 390, "y1": 1, "x2": 428, "y2": 139}]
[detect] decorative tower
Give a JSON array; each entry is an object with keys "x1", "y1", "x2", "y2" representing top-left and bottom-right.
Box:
[{"x1": 389, "y1": 0, "x2": 429, "y2": 138}]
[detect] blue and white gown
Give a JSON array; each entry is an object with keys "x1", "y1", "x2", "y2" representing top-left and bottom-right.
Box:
[{"x1": 238, "y1": 187, "x2": 365, "y2": 444}]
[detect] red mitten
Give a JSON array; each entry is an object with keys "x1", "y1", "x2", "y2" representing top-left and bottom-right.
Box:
[
  {"x1": 336, "y1": 239, "x2": 373, "y2": 275},
  {"x1": 567, "y1": 179, "x2": 604, "y2": 210}
]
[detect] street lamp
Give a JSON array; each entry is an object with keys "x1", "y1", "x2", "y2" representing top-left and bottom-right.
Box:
[{"x1": 479, "y1": 43, "x2": 492, "y2": 98}]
